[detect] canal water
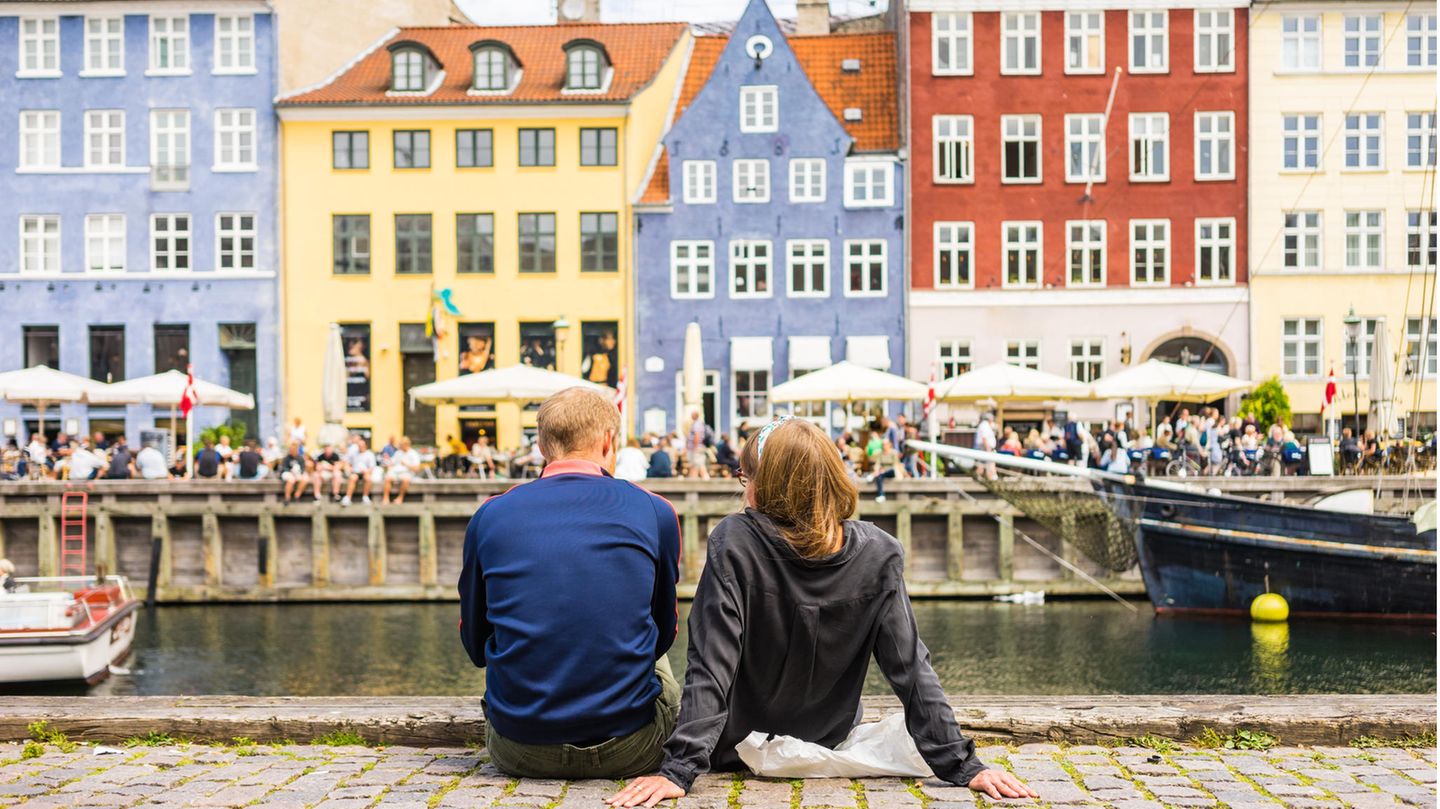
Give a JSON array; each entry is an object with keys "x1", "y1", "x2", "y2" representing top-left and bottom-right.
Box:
[{"x1": 47, "y1": 600, "x2": 1435, "y2": 697}]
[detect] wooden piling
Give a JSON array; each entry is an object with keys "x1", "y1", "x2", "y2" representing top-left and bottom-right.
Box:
[
  {"x1": 37, "y1": 513, "x2": 56, "y2": 577},
  {"x1": 257, "y1": 513, "x2": 277, "y2": 589},
  {"x1": 417, "y1": 512, "x2": 437, "y2": 587},
  {"x1": 367, "y1": 512, "x2": 387, "y2": 586},
  {"x1": 946, "y1": 512, "x2": 965, "y2": 581},
  {"x1": 94, "y1": 512, "x2": 115, "y2": 578},
  {"x1": 202, "y1": 512, "x2": 223, "y2": 588},
  {"x1": 896, "y1": 505, "x2": 913, "y2": 579},
  {"x1": 151, "y1": 513, "x2": 172, "y2": 588},
  {"x1": 998, "y1": 514, "x2": 1015, "y2": 582},
  {"x1": 311, "y1": 513, "x2": 329, "y2": 586}
]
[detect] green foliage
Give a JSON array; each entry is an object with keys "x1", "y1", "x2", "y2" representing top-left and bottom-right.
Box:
[
  {"x1": 1190, "y1": 727, "x2": 1224, "y2": 749},
  {"x1": 27, "y1": 721, "x2": 77, "y2": 753},
  {"x1": 1351, "y1": 732, "x2": 1436, "y2": 749},
  {"x1": 190, "y1": 420, "x2": 248, "y2": 454},
  {"x1": 1239, "y1": 377, "x2": 1293, "y2": 429},
  {"x1": 21, "y1": 740, "x2": 44, "y2": 760},
  {"x1": 1128, "y1": 734, "x2": 1179, "y2": 754},
  {"x1": 314, "y1": 728, "x2": 368, "y2": 747},
  {"x1": 1190, "y1": 726, "x2": 1277, "y2": 750},
  {"x1": 123, "y1": 731, "x2": 178, "y2": 748}
]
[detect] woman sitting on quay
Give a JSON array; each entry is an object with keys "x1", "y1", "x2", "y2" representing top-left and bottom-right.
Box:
[{"x1": 608, "y1": 417, "x2": 1036, "y2": 808}]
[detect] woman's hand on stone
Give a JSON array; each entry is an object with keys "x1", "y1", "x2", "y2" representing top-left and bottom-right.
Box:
[
  {"x1": 968, "y1": 768, "x2": 1039, "y2": 800},
  {"x1": 606, "y1": 775, "x2": 686, "y2": 808}
]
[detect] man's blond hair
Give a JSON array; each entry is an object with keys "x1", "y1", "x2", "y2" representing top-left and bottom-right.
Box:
[{"x1": 536, "y1": 387, "x2": 620, "y2": 460}]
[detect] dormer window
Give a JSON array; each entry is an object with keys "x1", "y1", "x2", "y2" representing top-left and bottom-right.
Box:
[
  {"x1": 472, "y1": 42, "x2": 517, "y2": 92},
  {"x1": 392, "y1": 48, "x2": 425, "y2": 91},
  {"x1": 564, "y1": 41, "x2": 608, "y2": 90}
]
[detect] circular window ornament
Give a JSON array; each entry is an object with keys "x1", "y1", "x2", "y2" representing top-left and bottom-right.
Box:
[{"x1": 745, "y1": 34, "x2": 774, "y2": 61}]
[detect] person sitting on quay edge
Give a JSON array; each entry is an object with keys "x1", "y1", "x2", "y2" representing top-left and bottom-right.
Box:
[
  {"x1": 608, "y1": 418, "x2": 1035, "y2": 808},
  {"x1": 459, "y1": 386, "x2": 681, "y2": 779},
  {"x1": 193, "y1": 439, "x2": 225, "y2": 480},
  {"x1": 234, "y1": 440, "x2": 267, "y2": 481},
  {"x1": 342, "y1": 436, "x2": 379, "y2": 506},
  {"x1": 614, "y1": 437, "x2": 649, "y2": 482},
  {"x1": 104, "y1": 436, "x2": 134, "y2": 480},
  {"x1": 383, "y1": 437, "x2": 420, "y2": 504},
  {"x1": 134, "y1": 442, "x2": 170, "y2": 480},
  {"x1": 280, "y1": 441, "x2": 310, "y2": 502},
  {"x1": 312, "y1": 444, "x2": 347, "y2": 502},
  {"x1": 645, "y1": 441, "x2": 673, "y2": 478}
]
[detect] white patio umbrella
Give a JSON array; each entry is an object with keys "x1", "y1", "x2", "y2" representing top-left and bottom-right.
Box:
[
  {"x1": 0, "y1": 365, "x2": 114, "y2": 437},
  {"x1": 938, "y1": 362, "x2": 1092, "y2": 401},
  {"x1": 771, "y1": 361, "x2": 927, "y2": 403},
  {"x1": 408, "y1": 364, "x2": 606, "y2": 406},
  {"x1": 681, "y1": 322, "x2": 704, "y2": 434},
  {"x1": 1091, "y1": 359, "x2": 1251, "y2": 401},
  {"x1": 1368, "y1": 326, "x2": 1398, "y2": 437},
  {"x1": 318, "y1": 324, "x2": 349, "y2": 447},
  {"x1": 90, "y1": 369, "x2": 255, "y2": 470}
]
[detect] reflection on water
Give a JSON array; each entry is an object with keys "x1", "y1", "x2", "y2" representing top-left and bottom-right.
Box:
[{"x1": 37, "y1": 600, "x2": 1435, "y2": 697}]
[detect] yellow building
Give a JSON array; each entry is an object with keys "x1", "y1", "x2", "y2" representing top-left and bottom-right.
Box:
[
  {"x1": 1249, "y1": 1, "x2": 1436, "y2": 435},
  {"x1": 278, "y1": 22, "x2": 691, "y2": 450}
]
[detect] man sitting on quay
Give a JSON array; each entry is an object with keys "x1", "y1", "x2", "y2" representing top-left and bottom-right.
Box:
[{"x1": 459, "y1": 386, "x2": 682, "y2": 779}]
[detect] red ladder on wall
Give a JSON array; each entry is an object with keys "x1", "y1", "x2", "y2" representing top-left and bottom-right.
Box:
[{"x1": 59, "y1": 491, "x2": 88, "y2": 578}]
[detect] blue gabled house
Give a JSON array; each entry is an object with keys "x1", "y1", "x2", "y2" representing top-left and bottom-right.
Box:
[
  {"x1": 633, "y1": 0, "x2": 906, "y2": 438},
  {"x1": 0, "y1": 1, "x2": 279, "y2": 444}
]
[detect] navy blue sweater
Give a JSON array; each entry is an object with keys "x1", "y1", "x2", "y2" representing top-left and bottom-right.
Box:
[{"x1": 459, "y1": 460, "x2": 682, "y2": 745}]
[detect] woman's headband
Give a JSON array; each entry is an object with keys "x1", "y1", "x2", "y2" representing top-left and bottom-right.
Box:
[{"x1": 754, "y1": 416, "x2": 794, "y2": 460}]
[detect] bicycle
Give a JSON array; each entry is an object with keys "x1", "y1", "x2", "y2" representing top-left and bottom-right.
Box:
[{"x1": 1164, "y1": 444, "x2": 1204, "y2": 477}]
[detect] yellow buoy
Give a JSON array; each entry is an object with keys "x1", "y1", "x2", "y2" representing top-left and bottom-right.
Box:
[{"x1": 1250, "y1": 592, "x2": 1289, "y2": 623}]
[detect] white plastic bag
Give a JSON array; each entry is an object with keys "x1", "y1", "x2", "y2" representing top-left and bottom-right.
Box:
[{"x1": 734, "y1": 714, "x2": 934, "y2": 779}]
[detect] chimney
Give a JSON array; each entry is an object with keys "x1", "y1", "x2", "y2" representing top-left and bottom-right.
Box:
[
  {"x1": 556, "y1": 0, "x2": 601, "y2": 24},
  {"x1": 796, "y1": 0, "x2": 830, "y2": 36}
]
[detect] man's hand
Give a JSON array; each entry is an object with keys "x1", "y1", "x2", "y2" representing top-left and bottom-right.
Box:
[
  {"x1": 606, "y1": 775, "x2": 686, "y2": 808},
  {"x1": 968, "y1": 768, "x2": 1039, "y2": 800}
]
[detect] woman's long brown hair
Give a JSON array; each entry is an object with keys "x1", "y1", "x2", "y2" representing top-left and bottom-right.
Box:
[{"x1": 740, "y1": 420, "x2": 859, "y2": 559}]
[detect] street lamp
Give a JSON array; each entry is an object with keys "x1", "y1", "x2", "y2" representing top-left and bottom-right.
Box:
[
  {"x1": 552, "y1": 317, "x2": 571, "y2": 372},
  {"x1": 1343, "y1": 306, "x2": 1362, "y2": 437}
]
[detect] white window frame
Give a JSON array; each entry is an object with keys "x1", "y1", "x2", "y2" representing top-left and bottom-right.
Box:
[
  {"x1": 148, "y1": 15, "x2": 190, "y2": 74},
  {"x1": 1130, "y1": 219, "x2": 1170, "y2": 286},
  {"x1": 682, "y1": 160, "x2": 716, "y2": 204},
  {"x1": 1282, "y1": 113, "x2": 1321, "y2": 171},
  {"x1": 730, "y1": 240, "x2": 773, "y2": 299},
  {"x1": 1006, "y1": 340, "x2": 1041, "y2": 371},
  {"x1": 1344, "y1": 112, "x2": 1384, "y2": 170},
  {"x1": 1194, "y1": 218, "x2": 1235, "y2": 285},
  {"x1": 932, "y1": 12, "x2": 973, "y2": 76},
  {"x1": 1343, "y1": 14, "x2": 1382, "y2": 69},
  {"x1": 1407, "y1": 210, "x2": 1437, "y2": 272},
  {"x1": 1344, "y1": 210, "x2": 1384, "y2": 270},
  {"x1": 18, "y1": 17, "x2": 60, "y2": 76},
  {"x1": 213, "y1": 108, "x2": 257, "y2": 171},
  {"x1": 1281, "y1": 318, "x2": 1323, "y2": 379},
  {"x1": 150, "y1": 109, "x2": 190, "y2": 189},
  {"x1": 150, "y1": 213, "x2": 191, "y2": 271},
  {"x1": 1002, "y1": 221, "x2": 1043, "y2": 289},
  {"x1": 1406, "y1": 112, "x2": 1437, "y2": 169},
  {"x1": 934, "y1": 221, "x2": 975, "y2": 290},
  {"x1": 1066, "y1": 220, "x2": 1106, "y2": 287},
  {"x1": 1001, "y1": 12, "x2": 1041, "y2": 75},
  {"x1": 786, "y1": 239, "x2": 829, "y2": 298},
  {"x1": 1194, "y1": 9, "x2": 1234, "y2": 72},
  {"x1": 19, "y1": 110, "x2": 61, "y2": 170},
  {"x1": 1001, "y1": 114, "x2": 1042, "y2": 184},
  {"x1": 1280, "y1": 15, "x2": 1321, "y2": 72},
  {"x1": 1408, "y1": 13, "x2": 1437, "y2": 68},
  {"x1": 1069, "y1": 339, "x2": 1105, "y2": 383},
  {"x1": 843, "y1": 160, "x2": 893, "y2": 207},
  {"x1": 1065, "y1": 11, "x2": 1104, "y2": 75},
  {"x1": 732, "y1": 159, "x2": 770, "y2": 204},
  {"x1": 83, "y1": 16, "x2": 125, "y2": 76},
  {"x1": 1129, "y1": 10, "x2": 1169, "y2": 74},
  {"x1": 739, "y1": 85, "x2": 778, "y2": 133},
  {"x1": 216, "y1": 212, "x2": 256, "y2": 271},
  {"x1": 1282, "y1": 211, "x2": 1322, "y2": 271},
  {"x1": 938, "y1": 339, "x2": 973, "y2": 379},
  {"x1": 19, "y1": 215, "x2": 60, "y2": 274},
  {"x1": 1194, "y1": 111, "x2": 1235, "y2": 181},
  {"x1": 732, "y1": 368, "x2": 772, "y2": 429},
  {"x1": 1129, "y1": 112, "x2": 1169, "y2": 182},
  {"x1": 670, "y1": 240, "x2": 714, "y2": 299},
  {"x1": 84, "y1": 110, "x2": 125, "y2": 169},
  {"x1": 1065, "y1": 113, "x2": 1105, "y2": 183},
  {"x1": 844, "y1": 239, "x2": 887, "y2": 298},
  {"x1": 85, "y1": 213, "x2": 125, "y2": 272},
  {"x1": 788, "y1": 158, "x2": 826, "y2": 203},
  {"x1": 213, "y1": 14, "x2": 255, "y2": 74},
  {"x1": 1405, "y1": 317, "x2": 1438, "y2": 377},
  {"x1": 933, "y1": 115, "x2": 974, "y2": 184}
]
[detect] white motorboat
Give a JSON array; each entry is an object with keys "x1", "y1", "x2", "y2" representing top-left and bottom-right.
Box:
[{"x1": 0, "y1": 576, "x2": 139, "y2": 686}]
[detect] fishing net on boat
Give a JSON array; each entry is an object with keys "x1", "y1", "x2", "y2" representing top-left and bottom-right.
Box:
[{"x1": 976, "y1": 474, "x2": 1139, "y2": 573}]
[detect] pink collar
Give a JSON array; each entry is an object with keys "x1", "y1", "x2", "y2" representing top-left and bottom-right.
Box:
[{"x1": 540, "y1": 459, "x2": 605, "y2": 478}]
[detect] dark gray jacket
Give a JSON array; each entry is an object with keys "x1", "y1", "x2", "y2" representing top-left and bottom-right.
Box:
[{"x1": 658, "y1": 509, "x2": 987, "y2": 791}]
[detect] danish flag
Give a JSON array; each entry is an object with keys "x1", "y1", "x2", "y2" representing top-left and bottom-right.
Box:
[
  {"x1": 1323, "y1": 365, "x2": 1337, "y2": 416},
  {"x1": 179, "y1": 365, "x2": 199, "y2": 419},
  {"x1": 923, "y1": 365, "x2": 937, "y2": 422}
]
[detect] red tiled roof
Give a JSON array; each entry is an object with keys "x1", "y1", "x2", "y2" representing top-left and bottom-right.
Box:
[
  {"x1": 639, "y1": 31, "x2": 899, "y2": 205},
  {"x1": 280, "y1": 22, "x2": 687, "y2": 105}
]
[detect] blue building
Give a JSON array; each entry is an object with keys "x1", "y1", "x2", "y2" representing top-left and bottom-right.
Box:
[
  {"x1": 0, "y1": 1, "x2": 278, "y2": 444},
  {"x1": 633, "y1": 0, "x2": 905, "y2": 437}
]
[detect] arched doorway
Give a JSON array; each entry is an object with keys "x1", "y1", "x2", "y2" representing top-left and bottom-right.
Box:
[{"x1": 1146, "y1": 335, "x2": 1234, "y2": 419}]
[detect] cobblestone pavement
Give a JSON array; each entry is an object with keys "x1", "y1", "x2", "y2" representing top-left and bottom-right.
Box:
[{"x1": 0, "y1": 741, "x2": 1434, "y2": 809}]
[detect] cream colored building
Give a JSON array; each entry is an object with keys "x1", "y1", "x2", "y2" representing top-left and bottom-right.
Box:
[
  {"x1": 271, "y1": 0, "x2": 472, "y2": 93},
  {"x1": 1249, "y1": 0, "x2": 1436, "y2": 434}
]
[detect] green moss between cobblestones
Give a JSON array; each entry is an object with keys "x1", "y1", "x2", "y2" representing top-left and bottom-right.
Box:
[
  {"x1": 314, "y1": 728, "x2": 370, "y2": 747},
  {"x1": 848, "y1": 779, "x2": 870, "y2": 809},
  {"x1": 727, "y1": 773, "x2": 745, "y2": 809},
  {"x1": 1351, "y1": 732, "x2": 1437, "y2": 749},
  {"x1": 26, "y1": 720, "x2": 77, "y2": 752},
  {"x1": 1128, "y1": 734, "x2": 1179, "y2": 754},
  {"x1": 426, "y1": 774, "x2": 464, "y2": 808},
  {"x1": 905, "y1": 778, "x2": 932, "y2": 808}
]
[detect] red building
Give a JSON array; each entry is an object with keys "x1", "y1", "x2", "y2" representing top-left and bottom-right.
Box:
[{"x1": 906, "y1": 1, "x2": 1250, "y2": 419}]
